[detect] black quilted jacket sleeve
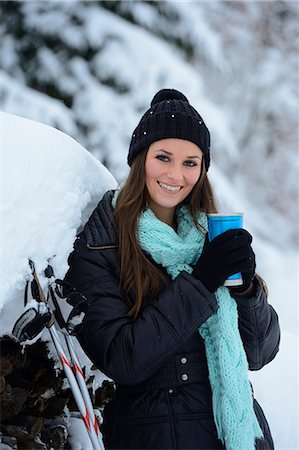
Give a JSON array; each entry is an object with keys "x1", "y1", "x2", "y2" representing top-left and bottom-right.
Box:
[
  {"x1": 65, "y1": 237, "x2": 219, "y2": 386},
  {"x1": 232, "y1": 279, "x2": 280, "y2": 371}
]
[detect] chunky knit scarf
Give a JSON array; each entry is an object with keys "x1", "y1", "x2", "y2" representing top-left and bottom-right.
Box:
[{"x1": 137, "y1": 205, "x2": 263, "y2": 450}]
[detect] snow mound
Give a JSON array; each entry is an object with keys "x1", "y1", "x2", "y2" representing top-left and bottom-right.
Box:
[{"x1": 1, "y1": 111, "x2": 117, "y2": 334}]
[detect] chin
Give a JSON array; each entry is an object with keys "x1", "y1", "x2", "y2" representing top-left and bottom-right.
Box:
[{"x1": 158, "y1": 196, "x2": 185, "y2": 209}]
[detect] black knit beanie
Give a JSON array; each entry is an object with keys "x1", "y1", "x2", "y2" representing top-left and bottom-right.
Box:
[{"x1": 128, "y1": 88, "x2": 210, "y2": 171}]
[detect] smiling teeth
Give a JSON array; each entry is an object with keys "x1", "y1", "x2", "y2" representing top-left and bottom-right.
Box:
[{"x1": 159, "y1": 182, "x2": 181, "y2": 192}]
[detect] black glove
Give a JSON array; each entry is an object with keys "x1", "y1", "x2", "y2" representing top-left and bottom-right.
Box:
[
  {"x1": 229, "y1": 244, "x2": 256, "y2": 295},
  {"x1": 193, "y1": 228, "x2": 256, "y2": 293}
]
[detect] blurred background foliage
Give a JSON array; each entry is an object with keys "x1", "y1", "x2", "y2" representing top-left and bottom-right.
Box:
[{"x1": 0, "y1": 0, "x2": 298, "y2": 247}]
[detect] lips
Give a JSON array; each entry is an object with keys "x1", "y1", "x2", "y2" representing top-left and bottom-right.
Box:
[{"x1": 158, "y1": 181, "x2": 182, "y2": 192}]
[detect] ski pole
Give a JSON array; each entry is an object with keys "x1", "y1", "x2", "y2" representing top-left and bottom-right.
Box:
[
  {"x1": 30, "y1": 260, "x2": 104, "y2": 450},
  {"x1": 44, "y1": 270, "x2": 104, "y2": 449},
  {"x1": 49, "y1": 324, "x2": 103, "y2": 450},
  {"x1": 47, "y1": 272, "x2": 105, "y2": 449},
  {"x1": 64, "y1": 334, "x2": 105, "y2": 449}
]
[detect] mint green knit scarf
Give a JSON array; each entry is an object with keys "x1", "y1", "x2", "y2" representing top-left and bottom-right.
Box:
[{"x1": 137, "y1": 205, "x2": 263, "y2": 450}]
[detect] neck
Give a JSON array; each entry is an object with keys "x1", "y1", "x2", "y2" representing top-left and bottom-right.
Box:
[{"x1": 149, "y1": 204, "x2": 175, "y2": 229}]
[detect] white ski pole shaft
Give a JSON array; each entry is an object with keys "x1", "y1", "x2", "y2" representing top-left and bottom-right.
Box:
[
  {"x1": 49, "y1": 325, "x2": 102, "y2": 450},
  {"x1": 65, "y1": 335, "x2": 105, "y2": 450}
]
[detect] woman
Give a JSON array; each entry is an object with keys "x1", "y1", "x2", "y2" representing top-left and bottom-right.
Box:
[{"x1": 64, "y1": 89, "x2": 280, "y2": 450}]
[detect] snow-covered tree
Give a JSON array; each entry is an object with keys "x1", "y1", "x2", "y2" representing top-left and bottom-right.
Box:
[{"x1": 0, "y1": 1, "x2": 298, "y2": 247}]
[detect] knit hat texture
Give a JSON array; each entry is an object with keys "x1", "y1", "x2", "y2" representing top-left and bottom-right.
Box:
[{"x1": 128, "y1": 88, "x2": 210, "y2": 170}]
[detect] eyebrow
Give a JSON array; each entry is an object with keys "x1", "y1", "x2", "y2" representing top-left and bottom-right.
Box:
[{"x1": 156, "y1": 149, "x2": 202, "y2": 159}]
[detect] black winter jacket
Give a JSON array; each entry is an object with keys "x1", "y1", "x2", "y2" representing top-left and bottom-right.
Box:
[{"x1": 64, "y1": 190, "x2": 280, "y2": 450}]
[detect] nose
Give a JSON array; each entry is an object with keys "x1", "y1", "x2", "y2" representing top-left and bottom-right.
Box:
[{"x1": 166, "y1": 163, "x2": 183, "y2": 182}]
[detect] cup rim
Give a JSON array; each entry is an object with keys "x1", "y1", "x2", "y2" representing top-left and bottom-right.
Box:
[{"x1": 207, "y1": 213, "x2": 243, "y2": 217}]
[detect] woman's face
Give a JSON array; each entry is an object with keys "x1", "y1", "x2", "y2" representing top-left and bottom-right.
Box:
[{"x1": 145, "y1": 138, "x2": 203, "y2": 225}]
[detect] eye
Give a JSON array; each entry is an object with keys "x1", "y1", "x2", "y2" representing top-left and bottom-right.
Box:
[
  {"x1": 184, "y1": 160, "x2": 198, "y2": 167},
  {"x1": 156, "y1": 154, "x2": 169, "y2": 162}
]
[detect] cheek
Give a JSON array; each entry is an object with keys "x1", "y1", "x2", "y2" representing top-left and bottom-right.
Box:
[
  {"x1": 186, "y1": 170, "x2": 201, "y2": 189},
  {"x1": 145, "y1": 160, "x2": 161, "y2": 186}
]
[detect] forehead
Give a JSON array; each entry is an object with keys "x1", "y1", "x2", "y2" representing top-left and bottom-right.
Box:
[{"x1": 148, "y1": 138, "x2": 203, "y2": 156}]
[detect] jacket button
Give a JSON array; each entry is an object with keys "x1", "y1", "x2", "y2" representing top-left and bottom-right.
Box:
[
  {"x1": 181, "y1": 357, "x2": 187, "y2": 364},
  {"x1": 168, "y1": 388, "x2": 174, "y2": 394},
  {"x1": 181, "y1": 373, "x2": 188, "y2": 381}
]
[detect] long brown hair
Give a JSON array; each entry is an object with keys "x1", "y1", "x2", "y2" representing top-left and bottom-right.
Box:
[{"x1": 114, "y1": 149, "x2": 218, "y2": 319}]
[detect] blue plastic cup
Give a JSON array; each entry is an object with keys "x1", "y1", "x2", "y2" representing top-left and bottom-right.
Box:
[{"x1": 207, "y1": 213, "x2": 244, "y2": 287}]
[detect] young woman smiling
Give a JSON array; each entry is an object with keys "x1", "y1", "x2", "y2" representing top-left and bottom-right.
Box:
[
  {"x1": 64, "y1": 89, "x2": 280, "y2": 450},
  {"x1": 144, "y1": 139, "x2": 203, "y2": 227}
]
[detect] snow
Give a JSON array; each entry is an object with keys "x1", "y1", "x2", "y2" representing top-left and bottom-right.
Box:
[
  {"x1": 67, "y1": 416, "x2": 93, "y2": 450},
  {"x1": 0, "y1": 70, "x2": 76, "y2": 137},
  {"x1": 1, "y1": 111, "x2": 117, "y2": 446},
  {"x1": 1, "y1": 112, "x2": 298, "y2": 449},
  {"x1": 0, "y1": 0, "x2": 297, "y2": 446},
  {"x1": 249, "y1": 245, "x2": 299, "y2": 448},
  {"x1": 1, "y1": 110, "x2": 117, "y2": 340},
  {"x1": 1, "y1": 1, "x2": 297, "y2": 248}
]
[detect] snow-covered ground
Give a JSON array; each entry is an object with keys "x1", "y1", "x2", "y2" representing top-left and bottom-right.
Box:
[{"x1": 1, "y1": 112, "x2": 298, "y2": 449}]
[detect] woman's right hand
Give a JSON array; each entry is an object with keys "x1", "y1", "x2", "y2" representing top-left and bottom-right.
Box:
[{"x1": 192, "y1": 229, "x2": 255, "y2": 293}]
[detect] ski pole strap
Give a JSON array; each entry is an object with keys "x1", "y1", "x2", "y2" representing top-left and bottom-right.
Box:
[
  {"x1": 12, "y1": 302, "x2": 52, "y2": 342},
  {"x1": 54, "y1": 279, "x2": 88, "y2": 312},
  {"x1": 24, "y1": 279, "x2": 29, "y2": 306},
  {"x1": 29, "y1": 259, "x2": 47, "y2": 302},
  {"x1": 66, "y1": 303, "x2": 87, "y2": 335},
  {"x1": 44, "y1": 266, "x2": 88, "y2": 335},
  {"x1": 23, "y1": 260, "x2": 44, "y2": 306},
  {"x1": 13, "y1": 260, "x2": 54, "y2": 342},
  {"x1": 54, "y1": 279, "x2": 88, "y2": 335},
  {"x1": 48, "y1": 285, "x2": 68, "y2": 330}
]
